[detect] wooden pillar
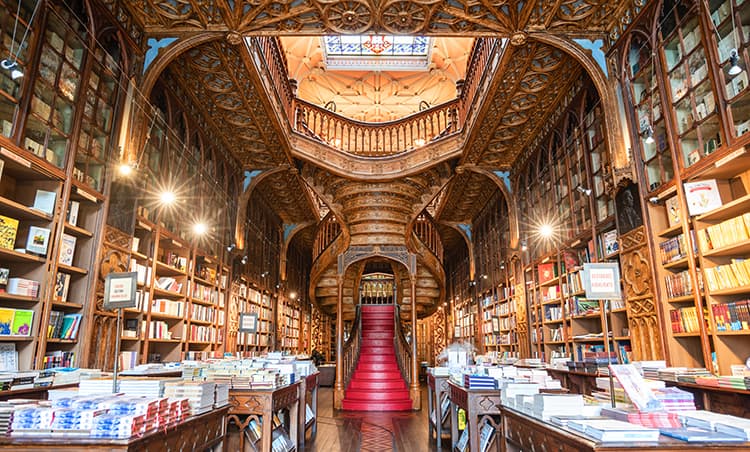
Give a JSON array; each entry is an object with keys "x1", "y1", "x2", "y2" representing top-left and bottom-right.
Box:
[
  {"x1": 334, "y1": 275, "x2": 345, "y2": 409},
  {"x1": 410, "y1": 276, "x2": 421, "y2": 409}
]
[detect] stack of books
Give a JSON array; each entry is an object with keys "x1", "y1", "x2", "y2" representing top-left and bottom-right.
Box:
[
  {"x1": 532, "y1": 393, "x2": 583, "y2": 420},
  {"x1": 119, "y1": 377, "x2": 179, "y2": 398},
  {"x1": 0, "y1": 406, "x2": 13, "y2": 435},
  {"x1": 567, "y1": 419, "x2": 660, "y2": 442},
  {"x1": 11, "y1": 406, "x2": 54, "y2": 434},
  {"x1": 163, "y1": 381, "x2": 215, "y2": 414},
  {"x1": 463, "y1": 374, "x2": 496, "y2": 389},
  {"x1": 652, "y1": 387, "x2": 695, "y2": 411},
  {"x1": 601, "y1": 407, "x2": 682, "y2": 428},
  {"x1": 214, "y1": 383, "x2": 229, "y2": 407},
  {"x1": 679, "y1": 411, "x2": 750, "y2": 440},
  {"x1": 79, "y1": 377, "x2": 117, "y2": 394},
  {"x1": 91, "y1": 413, "x2": 146, "y2": 439}
]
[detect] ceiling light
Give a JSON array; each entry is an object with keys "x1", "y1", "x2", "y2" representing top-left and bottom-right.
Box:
[
  {"x1": 0, "y1": 59, "x2": 22, "y2": 80},
  {"x1": 192, "y1": 222, "x2": 208, "y2": 235},
  {"x1": 117, "y1": 162, "x2": 134, "y2": 177},
  {"x1": 729, "y1": 49, "x2": 743, "y2": 75},
  {"x1": 159, "y1": 190, "x2": 176, "y2": 205},
  {"x1": 289, "y1": 292, "x2": 297, "y2": 300},
  {"x1": 414, "y1": 138, "x2": 426, "y2": 147},
  {"x1": 539, "y1": 224, "x2": 554, "y2": 238}
]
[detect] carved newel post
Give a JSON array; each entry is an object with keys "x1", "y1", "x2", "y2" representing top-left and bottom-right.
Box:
[
  {"x1": 334, "y1": 274, "x2": 345, "y2": 409},
  {"x1": 410, "y1": 275, "x2": 421, "y2": 409}
]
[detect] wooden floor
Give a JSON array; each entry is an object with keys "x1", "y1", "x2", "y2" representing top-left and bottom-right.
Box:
[{"x1": 305, "y1": 385, "x2": 450, "y2": 452}]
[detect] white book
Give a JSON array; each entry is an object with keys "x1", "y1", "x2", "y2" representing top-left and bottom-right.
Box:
[
  {"x1": 67, "y1": 201, "x2": 79, "y2": 226},
  {"x1": 58, "y1": 233, "x2": 77, "y2": 266},
  {"x1": 32, "y1": 189, "x2": 56, "y2": 215},
  {"x1": 25, "y1": 226, "x2": 51, "y2": 255}
]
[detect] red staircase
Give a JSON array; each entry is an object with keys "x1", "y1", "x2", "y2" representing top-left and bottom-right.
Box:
[{"x1": 342, "y1": 305, "x2": 413, "y2": 411}]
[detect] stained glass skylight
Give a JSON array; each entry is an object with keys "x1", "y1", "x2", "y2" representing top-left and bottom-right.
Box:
[{"x1": 322, "y1": 35, "x2": 432, "y2": 71}]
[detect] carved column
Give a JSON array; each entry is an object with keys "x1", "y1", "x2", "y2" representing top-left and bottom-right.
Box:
[
  {"x1": 410, "y1": 275, "x2": 421, "y2": 409},
  {"x1": 334, "y1": 275, "x2": 345, "y2": 409},
  {"x1": 620, "y1": 226, "x2": 664, "y2": 361}
]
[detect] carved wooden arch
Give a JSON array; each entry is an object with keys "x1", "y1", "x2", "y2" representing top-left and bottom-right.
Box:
[
  {"x1": 529, "y1": 33, "x2": 628, "y2": 173},
  {"x1": 337, "y1": 246, "x2": 415, "y2": 278},
  {"x1": 233, "y1": 166, "x2": 289, "y2": 250},
  {"x1": 438, "y1": 222, "x2": 475, "y2": 281},
  {"x1": 279, "y1": 221, "x2": 316, "y2": 281},
  {"x1": 461, "y1": 166, "x2": 520, "y2": 250}
]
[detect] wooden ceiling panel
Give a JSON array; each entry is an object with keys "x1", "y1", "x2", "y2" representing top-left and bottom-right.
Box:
[
  {"x1": 254, "y1": 171, "x2": 319, "y2": 224},
  {"x1": 437, "y1": 172, "x2": 499, "y2": 224}
]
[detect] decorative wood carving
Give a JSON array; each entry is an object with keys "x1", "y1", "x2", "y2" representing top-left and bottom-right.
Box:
[
  {"x1": 514, "y1": 282, "x2": 530, "y2": 358},
  {"x1": 432, "y1": 305, "x2": 447, "y2": 364},
  {"x1": 620, "y1": 225, "x2": 664, "y2": 361}
]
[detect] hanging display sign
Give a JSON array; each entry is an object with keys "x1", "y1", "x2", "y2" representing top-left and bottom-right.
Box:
[{"x1": 582, "y1": 263, "x2": 622, "y2": 300}]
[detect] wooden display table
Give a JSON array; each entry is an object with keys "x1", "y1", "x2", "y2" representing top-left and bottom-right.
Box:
[
  {"x1": 502, "y1": 405, "x2": 750, "y2": 451},
  {"x1": 427, "y1": 371, "x2": 451, "y2": 450},
  {"x1": 669, "y1": 381, "x2": 750, "y2": 418},
  {"x1": 297, "y1": 372, "x2": 319, "y2": 448},
  {"x1": 0, "y1": 384, "x2": 78, "y2": 402},
  {"x1": 447, "y1": 380, "x2": 502, "y2": 452},
  {"x1": 545, "y1": 367, "x2": 600, "y2": 395},
  {"x1": 0, "y1": 406, "x2": 228, "y2": 451},
  {"x1": 227, "y1": 382, "x2": 301, "y2": 452}
]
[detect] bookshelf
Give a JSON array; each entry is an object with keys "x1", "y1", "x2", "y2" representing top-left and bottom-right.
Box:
[
  {"x1": 279, "y1": 295, "x2": 301, "y2": 353},
  {"x1": 234, "y1": 280, "x2": 273, "y2": 355}
]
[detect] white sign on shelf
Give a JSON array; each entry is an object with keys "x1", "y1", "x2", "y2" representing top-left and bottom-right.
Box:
[{"x1": 583, "y1": 263, "x2": 622, "y2": 300}]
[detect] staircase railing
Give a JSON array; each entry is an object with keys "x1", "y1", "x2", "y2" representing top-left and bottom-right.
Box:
[
  {"x1": 342, "y1": 305, "x2": 362, "y2": 389},
  {"x1": 413, "y1": 212, "x2": 444, "y2": 263},
  {"x1": 312, "y1": 212, "x2": 341, "y2": 262},
  {"x1": 393, "y1": 305, "x2": 412, "y2": 388}
]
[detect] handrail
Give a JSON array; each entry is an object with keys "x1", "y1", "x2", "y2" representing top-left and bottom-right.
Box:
[
  {"x1": 254, "y1": 37, "x2": 295, "y2": 121},
  {"x1": 414, "y1": 212, "x2": 444, "y2": 263},
  {"x1": 393, "y1": 304, "x2": 412, "y2": 388},
  {"x1": 294, "y1": 98, "x2": 459, "y2": 157},
  {"x1": 342, "y1": 305, "x2": 361, "y2": 389},
  {"x1": 457, "y1": 38, "x2": 500, "y2": 127},
  {"x1": 312, "y1": 212, "x2": 341, "y2": 262}
]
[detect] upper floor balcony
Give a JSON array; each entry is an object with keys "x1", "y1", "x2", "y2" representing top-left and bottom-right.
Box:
[{"x1": 249, "y1": 35, "x2": 505, "y2": 168}]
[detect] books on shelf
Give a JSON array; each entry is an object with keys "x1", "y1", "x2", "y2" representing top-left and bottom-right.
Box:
[
  {"x1": 683, "y1": 179, "x2": 725, "y2": 216},
  {"x1": 0, "y1": 344, "x2": 18, "y2": 371},
  {"x1": 601, "y1": 230, "x2": 619, "y2": 256},
  {"x1": 712, "y1": 300, "x2": 750, "y2": 332},
  {"x1": 58, "y1": 233, "x2": 76, "y2": 266},
  {"x1": 47, "y1": 312, "x2": 82, "y2": 340},
  {"x1": 0, "y1": 215, "x2": 18, "y2": 250},
  {"x1": 54, "y1": 272, "x2": 71, "y2": 302},
  {"x1": 31, "y1": 189, "x2": 56, "y2": 215},
  {"x1": 567, "y1": 419, "x2": 660, "y2": 442},
  {"x1": 25, "y1": 226, "x2": 50, "y2": 255},
  {"x1": 67, "y1": 200, "x2": 79, "y2": 226},
  {"x1": 0, "y1": 308, "x2": 33, "y2": 336},
  {"x1": 537, "y1": 263, "x2": 557, "y2": 284},
  {"x1": 6, "y1": 278, "x2": 39, "y2": 298}
]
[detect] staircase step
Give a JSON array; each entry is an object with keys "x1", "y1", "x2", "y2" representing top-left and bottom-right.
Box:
[
  {"x1": 344, "y1": 389, "x2": 410, "y2": 401},
  {"x1": 348, "y1": 379, "x2": 407, "y2": 390},
  {"x1": 341, "y1": 399, "x2": 412, "y2": 411},
  {"x1": 352, "y1": 370, "x2": 403, "y2": 380},
  {"x1": 360, "y1": 339, "x2": 393, "y2": 347},
  {"x1": 355, "y1": 362, "x2": 400, "y2": 372},
  {"x1": 357, "y1": 354, "x2": 397, "y2": 363},
  {"x1": 361, "y1": 334, "x2": 394, "y2": 341},
  {"x1": 361, "y1": 305, "x2": 394, "y2": 312}
]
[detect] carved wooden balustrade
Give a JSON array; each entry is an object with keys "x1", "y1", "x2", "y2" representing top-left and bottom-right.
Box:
[
  {"x1": 294, "y1": 99, "x2": 459, "y2": 157},
  {"x1": 394, "y1": 305, "x2": 413, "y2": 388},
  {"x1": 414, "y1": 213, "x2": 444, "y2": 263},
  {"x1": 342, "y1": 306, "x2": 361, "y2": 388},
  {"x1": 457, "y1": 37, "x2": 501, "y2": 126},
  {"x1": 359, "y1": 275, "x2": 395, "y2": 305},
  {"x1": 312, "y1": 212, "x2": 341, "y2": 262},
  {"x1": 248, "y1": 36, "x2": 503, "y2": 158}
]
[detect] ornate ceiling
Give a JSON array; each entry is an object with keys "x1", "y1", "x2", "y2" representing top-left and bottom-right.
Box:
[{"x1": 280, "y1": 36, "x2": 473, "y2": 122}]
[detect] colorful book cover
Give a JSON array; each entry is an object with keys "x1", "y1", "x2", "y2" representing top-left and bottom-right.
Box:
[
  {"x1": 10, "y1": 309, "x2": 33, "y2": 336},
  {"x1": 54, "y1": 272, "x2": 71, "y2": 302},
  {"x1": 0, "y1": 308, "x2": 13, "y2": 335},
  {"x1": 58, "y1": 233, "x2": 77, "y2": 266},
  {"x1": 0, "y1": 215, "x2": 19, "y2": 250},
  {"x1": 537, "y1": 262, "x2": 557, "y2": 284},
  {"x1": 25, "y1": 226, "x2": 51, "y2": 255},
  {"x1": 684, "y1": 179, "x2": 724, "y2": 216},
  {"x1": 0, "y1": 267, "x2": 8, "y2": 286},
  {"x1": 601, "y1": 229, "x2": 619, "y2": 256},
  {"x1": 32, "y1": 189, "x2": 56, "y2": 215},
  {"x1": 665, "y1": 196, "x2": 682, "y2": 226}
]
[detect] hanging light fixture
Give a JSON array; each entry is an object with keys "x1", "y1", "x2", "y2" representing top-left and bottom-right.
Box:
[
  {"x1": 1, "y1": 0, "x2": 43, "y2": 80},
  {"x1": 362, "y1": 35, "x2": 391, "y2": 54},
  {"x1": 727, "y1": 0, "x2": 744, "y2": 76}
]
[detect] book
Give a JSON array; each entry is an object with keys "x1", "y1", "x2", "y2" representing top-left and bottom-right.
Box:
[
  {"x1": 0, "y1": 215, "x2": 19, "y2": 250},
  {"x1": 683, "y1": 179, "x2": 725, "y2": 216},
  {"x1": 537, "y1": 262, "x2": 557, "y2": 284},
  {"x1": 54, "y1": 272, "x2": 71, "y2": 302},
  {"x1": 601, "y1": 229, "x2": 619, "y2": 256},
  {"x1": 10, "y1": 309, "x2": 33, "y2": 336},
  {"x1": 0, "y1": 267, "x2": 8, "y2": 286},
  {"x1": 58, "y1": 233, "x2": 76, "y2": 266},
  {"x1": 568, "y1": 419, "x2": 660, "y2": 442},
  {"x1": 0, "y1": 308, "x2": 13, "y2": 335},
  {"x1": 25, "y1": 226, "x2": 51, "y2": 255},
  {"x1": 31, "y1": 189, "x2": 56, "y2": 215},
  {"x1": 67, "y1": 200, "x2": 79, "y2": 226},
  {"x1": 659, "y1": 427, "x2": 746, "y2": 442},
  {"x1": 0, "y1": 344, "x2": 17, "y2": 371}
]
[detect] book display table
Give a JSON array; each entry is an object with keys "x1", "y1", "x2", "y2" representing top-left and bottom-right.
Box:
[
  {"x1": 0, "y1": 406, "x2": 228, "y2": 451},
  {"x1": 427, "y1": 372, "x2": 451, "y2": 449},
  {"x1": 298, "y1": 372, "x2": 319, "y2": 448},
  {"x1": 447, "y1": 380, "x2": 502, "y2": 452},
  {"x1": 546, "y1": 368, "x2": 599, "y2": 395},
  {"x1": 501, "y1": 405, "x2": 750, "y2": 452},
  {"x1": 670, "y1": 382, "x2": 750, "y2": 418},
  {"x1": 227, "y1": 382, "x2": 301, "y2": 452}
]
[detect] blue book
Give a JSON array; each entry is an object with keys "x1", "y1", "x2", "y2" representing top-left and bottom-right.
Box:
[{"x1": 659, "y1": 427, "x2": 746, "y2": 442}]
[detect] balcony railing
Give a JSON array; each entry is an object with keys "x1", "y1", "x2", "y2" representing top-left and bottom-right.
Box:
[
  {"x1": 250, "y1": 36, "x2": 503, "y2": 158},
  {"x1": 312, "y1": 212, "x2": 341, "y2": 262}
]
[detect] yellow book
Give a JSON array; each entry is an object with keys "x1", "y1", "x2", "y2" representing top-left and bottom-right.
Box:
[{"x1": 0, "y1": 215, "x2": 19, "y2": 250}]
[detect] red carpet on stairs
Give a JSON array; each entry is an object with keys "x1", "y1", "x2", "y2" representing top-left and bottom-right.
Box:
[{"x1": 342, "y1": 305, "x2": 413, "y2": 411}]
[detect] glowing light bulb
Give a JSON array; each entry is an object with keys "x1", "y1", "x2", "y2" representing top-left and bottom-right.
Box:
[
  {"x1": 193, "y1": 222, "x2": 207, "y2": 235},
  {"x1": 159, "y1": 190, "x2": 176, "y2": 205},
  {"x1": 540, "y1": 223, "x2": 554, "y2": 238}
]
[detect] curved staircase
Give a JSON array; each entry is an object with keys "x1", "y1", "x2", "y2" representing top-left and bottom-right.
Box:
[{"x1": 342, "y1": 305, "x2": 412, "y2": 411}]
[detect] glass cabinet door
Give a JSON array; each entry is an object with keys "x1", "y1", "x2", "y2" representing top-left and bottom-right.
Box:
[
  {"x1": 24, "y1": 9, "x2": 84, "y2": 168},
  {"x1": 0, "y1": 0, "x2": 36, "y2": 139}
]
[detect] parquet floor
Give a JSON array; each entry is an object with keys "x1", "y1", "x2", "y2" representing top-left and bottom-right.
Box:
[{"x1": 304, "y1": 385, "x2": 451, "y2": 452}]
